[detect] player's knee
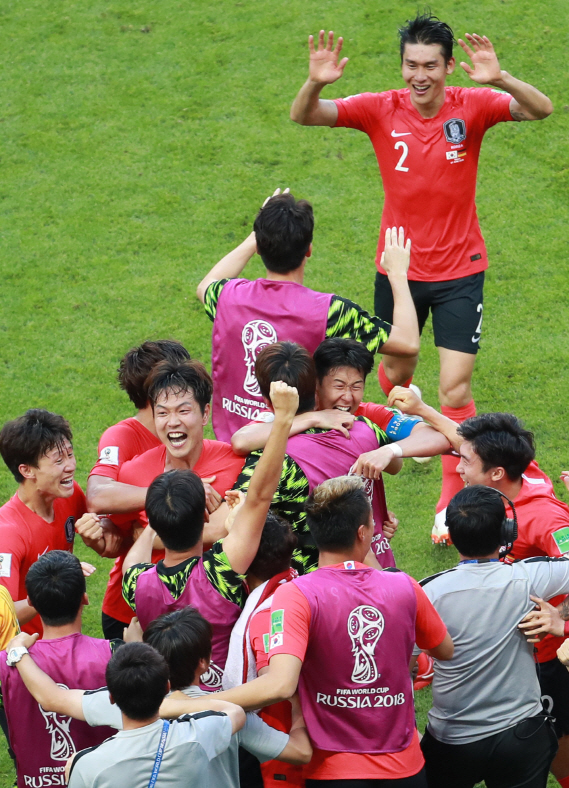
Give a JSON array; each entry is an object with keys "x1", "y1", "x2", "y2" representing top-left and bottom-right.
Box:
[{"x1": 438, "y1": 380, "x2": 472, "y2": 409}]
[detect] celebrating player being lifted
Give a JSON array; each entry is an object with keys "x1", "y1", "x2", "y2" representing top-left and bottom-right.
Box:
[{"x1": 290, "y1": 13, "x2": 553, "y2": 544}]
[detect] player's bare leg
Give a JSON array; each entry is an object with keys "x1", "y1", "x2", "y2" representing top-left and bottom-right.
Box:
[
  {"x1": 432, "y1": 348, "x2": 477, "y2": 544},
  {"x1": 551, "y1": 734, "x2": 569, "y2": 786},
  {"x1": 377, "y1": 353, "x2": 418, "y2": 394}
]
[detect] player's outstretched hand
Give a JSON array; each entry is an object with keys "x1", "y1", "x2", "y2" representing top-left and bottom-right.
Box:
[
  {"x1": 269, "y1": 381, "x2": 299, "y2": 421},
  {"x1": 560, "y1": 471, "x2": 569, "y2": 492},
  {"x1": 381, "y1": 227, "x2": 411, "y2": 278},
  {"x1": 518, "y1": 595, "x2": 564, "y2": 642},
  {"x1": 224, "y1": 490, "x2": 246, "y2": 531},
  {"x1": 123, "y1": 617, "x2": 144, "y2": 643},
  {"x1": 262, "y1": 187, "x2": 290, "y2": 208},
  {"x1": 80, "y1": 561, "x2": 97, "y2": 577},
  {"x1": 383, "y1": 511, "x2": 399, "y2": 541},
  {"x1": 458, "y1": 34, "x2": 502, "y2": 85},
  {"x1": 558, "y1": 639, "x2": 569, "y2": 668},
  {"x1": 388, "y1": 385, "x2": 423, "y2": 416},
  {"x1": 308, "y1": 30, "x2": 349, "y2": 85}
]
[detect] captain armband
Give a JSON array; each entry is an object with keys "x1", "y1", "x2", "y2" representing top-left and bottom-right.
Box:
[{"x1": 385, "y1": 414, "x2": 422, "y2": 442}]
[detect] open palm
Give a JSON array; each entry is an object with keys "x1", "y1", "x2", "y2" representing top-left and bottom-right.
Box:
[
  {"x1": 309, "y1": 29, "x2": 349, "y2": 85},
  {"x1": 458, "y1": 34, "x2": 502, "y2": 84}
]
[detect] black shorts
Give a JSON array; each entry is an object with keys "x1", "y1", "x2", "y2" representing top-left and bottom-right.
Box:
[
  {"x1": 374, "y1": 271, "x2": 484, "y2": 355},
  {"x1": 538, "y1": 657, "x2": 569, "y2": 738},
  {"x1": 420, "y1": 716, "x2": 558, "y2": 788}
]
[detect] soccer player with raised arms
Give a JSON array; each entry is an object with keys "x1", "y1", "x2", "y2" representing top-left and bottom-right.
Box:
[{"x1": 290, "y1": 14, "x2": 553, "y2": 544}]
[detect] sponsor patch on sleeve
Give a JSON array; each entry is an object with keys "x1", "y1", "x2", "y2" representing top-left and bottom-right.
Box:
[
  {"x1": 98, "y1": 446, "x2": 119, "y2": 466},
  {"x1": 0, "y1": 554, "x2": 12, "y2": 578},
  {"x1": 552, "y1": 528, "x2": 569, "y2": 554},
  {"x1": 270, "y1": 609, "x2": 284, "y2": 636},
  {"x1": 262, "y1": 633, "x2": 270, "y2": 653},
  {"x1": 270, "y1": 633, "x2": 284, "y2": 650}
]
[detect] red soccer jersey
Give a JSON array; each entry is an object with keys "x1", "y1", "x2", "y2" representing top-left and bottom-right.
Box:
[
  {"x1": 267, "y1": 565, "x2": 447, "y2": 781},
  {"x1": 334, "y1": 86, "x2": 513, "y2": 281},
  {"x1": 503, "y1": 461, "x2": 569, "y2": 662},
  {"x1": 0, "y1": 483, "x2": 87, "y2": 637},
  {"x1": 90, "y1": 417, "x2": 160, "y2": 481},
  {"x1": 355, "y1": 401, "x2": 396, "y2": 432},
  {"x1": 102, "y1": 441, "x2": 245, "y2": 623}
]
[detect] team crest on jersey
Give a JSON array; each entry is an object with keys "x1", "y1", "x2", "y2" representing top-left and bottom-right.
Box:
[
  {"x1": 443, "y1": 118, "x2": 466, "y2": 144},
  {"x1": 201, "y1": 661, "x2": 224, "y2": 689},
  {"x1": 64, "y1": 517, "x2": 76, "y2": 544},
  {"x1": 40, "y1": 685, "x2": 76, "y2": 761},
  {"x1": 348, "y1": 605, "x2": 384, "y2": 684}
]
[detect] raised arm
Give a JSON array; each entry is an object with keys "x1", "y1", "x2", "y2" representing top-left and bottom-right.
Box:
[
  {"x1": 122, "y1": 523, "x2": 155, "y2": 575},
  {"x1": 458, "y1": 34, "x2": 553, "y2": 120},
  {"x1": 290, "y1": 30, "x2": 346, "y2": 127},
  {"x1": 377, "y1": 227, "x2": 420, "y2": 358},
  {"x1": 8, "y1": 633, "x2": 87, "y2": 720},
  {"x1": 223, "y1": 382, "x2": 298, "y2": 575},
  {"x1": 388, "y1": 386, "x2": 462, "y2": 452}
]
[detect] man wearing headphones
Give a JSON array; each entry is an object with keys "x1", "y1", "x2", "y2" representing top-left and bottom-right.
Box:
[{"x1": 418, "y1": 485, "x2": 569, "y2": 788}]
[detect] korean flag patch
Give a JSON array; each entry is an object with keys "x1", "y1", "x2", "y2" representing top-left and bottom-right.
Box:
[{"x1": 0, "y1": 554, "x2": 12, "y2": 578}]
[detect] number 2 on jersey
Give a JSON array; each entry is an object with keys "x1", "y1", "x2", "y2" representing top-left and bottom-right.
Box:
[{"x1": 394, "y1": 141, "x2": 409, "y2": 172}]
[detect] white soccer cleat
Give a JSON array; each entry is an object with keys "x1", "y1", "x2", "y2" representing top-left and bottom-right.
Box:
[
  {"x1": 431, "y1": 508, "x2": 452, "y2": 546},
  {"x1": 408, "y1": 384, "x2": 432, "y2": 464}
]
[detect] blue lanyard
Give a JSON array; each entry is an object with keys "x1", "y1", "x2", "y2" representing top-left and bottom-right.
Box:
[{"x1": 148, "y1": 720, "x2": 169, "y2": 788}]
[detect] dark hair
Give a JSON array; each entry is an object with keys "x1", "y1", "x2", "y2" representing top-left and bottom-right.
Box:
[
  {"x1": 399, "y1": 12, "x2": 455, "y2": 65},
  {"x1": 145, "y1": 470, "x2": 206, "y2": 552},
  {"x1": 313, "y1": 338, "x2": 374, "y2": 382},
  {"x1": 143, "y1": 608, "x2": 212, "y2": 692},
  {"x1": 447, "y1": 486, "x2": 505, "y2": 557},
  {"x1": 253, "y1": 193, "x2": 314, "y2": 274},
  {"x1": 106, "y1": 643, "x2": 169, "y2": 721},
  {"x1": 457, "y1": 413, "x2": 535, "y2": 482},
  {"x1": 248, "y1": 512, "x2": 297, "y2": 581},
  {"x1": 306, "y1": 477, "x2": 371, "y2": 551},
  {"x1": 25, "y1": 551, "x2": 85, "y2": 627},
  {"x1": 146, "y1": 359, "x2": 213, "y2": 415},
  {"x1": 0, "y1": 409, "x2": 73, "y2": 483},
  {"x1": 255, "y1": 342, "x2": 315, "y2": 414},
  {"x1": 118, "y1": 340, "x2": 191, "y2": 410}
]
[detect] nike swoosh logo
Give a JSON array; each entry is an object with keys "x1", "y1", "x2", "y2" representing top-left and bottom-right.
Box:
[{"x1": 391, "y1": 131, "x2": 411, "y2": 137}]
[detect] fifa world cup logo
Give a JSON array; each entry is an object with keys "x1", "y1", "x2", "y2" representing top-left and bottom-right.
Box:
[
  {"x1": 201, "y1": 661, "x2": 224, "y2": 690},
  {"x1": 39, "y1": 684, "x2": 76, "y2": 761},
  {"x1": 347, "y1": 606, "x2": 384, "y2": 684},
  {"x1": 241, "y1": 320, "x2": 278, "y2": 396}
]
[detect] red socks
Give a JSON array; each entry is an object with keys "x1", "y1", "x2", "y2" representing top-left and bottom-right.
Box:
[
  {"x1": 436, "y1": 400, "x2": 476, "y2": 514},
  {"x1": 378, "y1": 362, "x2": 413, "y2": 397},
  {"x1": 557, "y1": 777, "x2": 569, "y2": 787}
]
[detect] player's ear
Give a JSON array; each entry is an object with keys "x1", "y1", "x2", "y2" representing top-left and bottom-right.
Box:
[
  {"x1": 305, "y1": 243, "x2": 313, "y2": 259},
  {"x1": 446, "y1": 56, "x2": 455, "y2": 75},
  {"x1": 18, "y1": 464, "x2": 36, "y2": 481},
  {"x1": 491, "y1": 467, "x2": 505, "y2": 482},
  {"x1": 202, "y1": 403, "x2": 211, "y2": 427}
]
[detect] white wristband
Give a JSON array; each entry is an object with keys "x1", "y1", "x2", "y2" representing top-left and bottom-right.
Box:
[{"x1": 390, "y1": 444, "x2": 403, "y2": 458}]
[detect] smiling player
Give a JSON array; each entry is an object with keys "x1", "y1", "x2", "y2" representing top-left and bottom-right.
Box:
[
  {"x1": 291, "y1": 13, "x2": 553, "y2": 544},
  {"x1": 0, "y1": 410, "x2": 89, "y2": 636}
]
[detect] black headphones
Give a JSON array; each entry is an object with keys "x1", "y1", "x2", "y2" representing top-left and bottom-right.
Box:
[{"x1": 490, "y1": 488, "x2": 518, "y2": 548}]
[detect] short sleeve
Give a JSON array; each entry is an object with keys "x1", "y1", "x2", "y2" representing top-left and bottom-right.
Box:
[
  {"x1": 410, "y1": 577, "x2": 448, "y2": 651},
  {"x1": 357, "y1": 403, "x2": 398, "y2": 433},
  {"x1": 189, "y1": 711, "x2": 233, "y2": 760},
  {"x1": 202, "y1": 542, "x2": 247, "y2": 608},
  {"x1": 204, "y1": 279, "x2": 229, "y2": 321},
  {"x1": 334, "y1": 92, "x2": 383, "y2": 133},
  {"x1": 82, "y1": 689, "x2": 123, "y2": 729},
  {"x1": 469, "y1": 87, "x2": 513, "y2": 128},
  {"x1": 326, "y1": 296, "x2": 391, "y2": 352},
  {"x1": 122, "y1": 563, "x2": 153, "y2": 611},
  {"x1": 268, "y1": 583, "x2": 311, "y2": 662},
  {"x1": 239, "y1": 712, "x2": 289, "y2": 762},
  {"x1": 526, "y1": 558, "x2": 569, "y2": 601}
]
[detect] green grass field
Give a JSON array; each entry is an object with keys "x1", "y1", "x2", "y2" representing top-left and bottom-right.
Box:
[{"x1": 0, "y1": 0, "x2": 567, "y2": 783}]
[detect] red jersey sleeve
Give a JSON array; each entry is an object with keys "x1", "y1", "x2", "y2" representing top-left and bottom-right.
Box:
[
  {"x1": 267, "y1": 583, "x2": 311, "y2": 662},
  {"x1": 356, "y1": 402, "x2": 396, "y2": 432},
  {"x1": 0, "y1": 524, "x2": 27, "y2": 601},
  {"x1": 467, "y1": 87, "x2": 513, "y2": 128},
  {"x1": 409, "y1": 576, "x2": 448, "y2": 651},
  {"x1": 334, "y1": 92, "x2": 385, "y2": 133},
  {"x1": 250, "y1": 608, "x2": 271, "y2": 672}
]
